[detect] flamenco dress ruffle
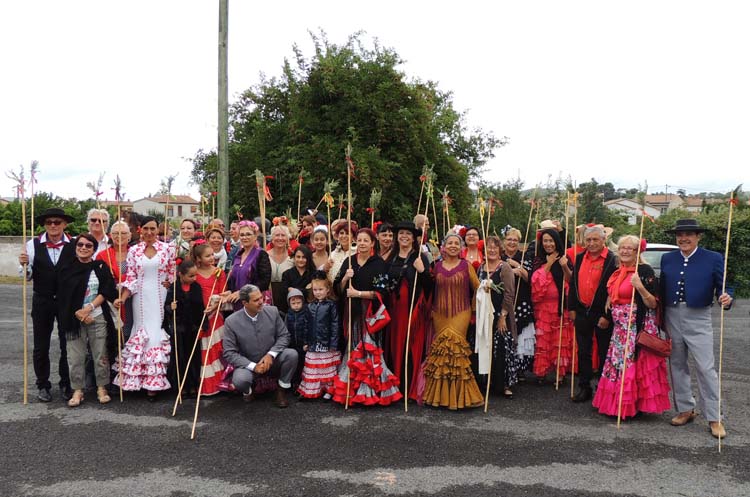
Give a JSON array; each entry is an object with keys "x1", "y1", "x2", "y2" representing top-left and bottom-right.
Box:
[
  {"x1": 114, "y1": 327, "x2": 172, "y2": 391},
  {"x1": 531, "y1": 269, "x2": 574, "y2": 378},
  {"x1": 592, "y1": 303, "x2": 670, "y2": 418},
  {"x1": 422, "y1": 311, "x2": 484, "y2": 410},
  {"x1": 297, "y1": 350, "x2": 342, "y2": 398},
  {"x1": 331, "y1": 323, "x2": 402, "y2": 406}
]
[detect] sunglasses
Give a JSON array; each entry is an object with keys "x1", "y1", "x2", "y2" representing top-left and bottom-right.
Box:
[
  {"x1": 88, "y1": 218, "x2": 106, "y2": 224},
  {"x1": 45, "y1": 219, "x2": 64, "y2": 226},
  {"x1": 76, "y1": 242, "x2": 94, "y2": 249}
]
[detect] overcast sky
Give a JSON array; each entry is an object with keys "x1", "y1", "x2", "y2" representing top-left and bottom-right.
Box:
[{"x1": 1, "y1": 1, "x2": 748, "y2": 203}]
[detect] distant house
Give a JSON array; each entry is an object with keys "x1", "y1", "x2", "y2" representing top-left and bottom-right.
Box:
[
  {"x1": 132, "y1": 195, "x2": 200, "y2": 219},
  {"x1": 682, "y1": 196, "x2": 705, "y2": 213},
  {"x1": 644, "y1": 194, "x2": 684, "y2": 215},
  {"x1": 604, "y1": 198, "x2": 661, "y2": 224}
]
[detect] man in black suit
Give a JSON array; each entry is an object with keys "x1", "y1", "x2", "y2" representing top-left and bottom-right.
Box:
[{"x1": 18, "y1": 208, "x2": 76, "y2": 402}]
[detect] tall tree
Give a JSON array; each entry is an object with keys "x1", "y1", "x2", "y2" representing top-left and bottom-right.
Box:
[{"x1": 191, "y1": 32, "x2": 504, "y2": 223}]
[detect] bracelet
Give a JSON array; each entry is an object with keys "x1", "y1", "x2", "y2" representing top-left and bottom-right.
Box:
[
  {"x1": 358, "y1": 291, "x2": 362, "y2": 298},
  {"x1": 88, "y1": 303, "x2": 96, "y2": 311}
]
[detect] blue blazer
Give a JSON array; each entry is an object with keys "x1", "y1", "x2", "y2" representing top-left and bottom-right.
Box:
[{"x1": 660, "y1": 247, "x2": 725, "y2": 308}]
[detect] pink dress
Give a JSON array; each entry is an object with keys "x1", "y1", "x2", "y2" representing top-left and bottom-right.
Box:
[
  {"x1": 530, "y1": 268, "x2": 574, "y2": 378},
  {"x1": 592, "y1": 268, "x2": 671, "y2": 418}
]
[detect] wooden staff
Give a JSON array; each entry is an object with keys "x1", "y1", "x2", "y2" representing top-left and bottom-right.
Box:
[
  {"x1": 431, "y1": 185, "x2": 440, "y2": 243},
  {"x1": 344, "y1": 146, "x2": 355, "y2": 410},
  {"x1": 478, "y1": 197, "x2": 493, "y2": 412},
  {"x1": 172, "y1": 269, "x2": 224, "y2": 416},
  {"x1": 116, "y1": 207, "x2": 124, "y2": 402},
  {"x1": 616, "y1": 188, "x2": 648, "y2": 428},
  {"x1": 326, "y1": 199, "x2": 333, "y2": 253},
  {"x1": 296, "y1": 168, "x2": 306, "y2": 226},
  {"x1": 555, "y1": 192, "x2": 571, "y2": 390},
  {"x1": 20, "y1": 177, "x2": 29, "y2": 405},
  {"x1": 337, "y1": 194, "x2": 344, "y2": 225},
  {"x1": 717, "y1": 188, "x2": 738, "y2": 452},
  {"x1": 570, "y1": 191, "x2": 578, "y2": 399},
  {"x1": 404, "y1": 176, "x2": 433, "y2": 412},
  {"x1": 191, "y1": 292, "x2": 226, "y2": 439},
  {"x1": 162, "y1": 176, "x2": 181, "y2": 404},
  {"x1": 29, "y1": 161, "x2": 38, "y2": 238},
  {"x1": 513, "y1": 188, "x2": 537, "y2": 310},
  {"x1": 416, "y1": 170, "x2": 427, "y2": 216}
]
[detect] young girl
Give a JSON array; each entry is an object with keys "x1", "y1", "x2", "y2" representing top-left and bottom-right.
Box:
[
  {"x1": 192, "y1": 242, "x2": 227, "y2": 396},
  {"x1": 165, "y1": 260, "x2": 204, "y2": 397},
  {"x1": 297, "y1": 272, "x2": 341, "y2": 399}
]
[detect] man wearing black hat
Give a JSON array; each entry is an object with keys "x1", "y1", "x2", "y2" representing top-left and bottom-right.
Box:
[
  {"x1": 660, "y1": 219, "x2": 733, "y2": 439},
  {"x1": 18, "y1": 208, "x2": 77, "y2": 402}
]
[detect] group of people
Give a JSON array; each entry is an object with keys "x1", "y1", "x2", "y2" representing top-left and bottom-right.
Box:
[{"x1": 20, "y1": 203, "x2": 732, "y2": 440}]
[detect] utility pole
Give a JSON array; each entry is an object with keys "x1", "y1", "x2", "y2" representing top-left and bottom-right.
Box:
[{"x1": 217, "y1": 0, "x2": 229, "y2": 222}]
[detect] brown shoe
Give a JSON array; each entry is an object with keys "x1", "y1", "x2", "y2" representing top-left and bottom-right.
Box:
[
  {"x1": 709, "y1": 421, "x2": 726, "y2": 439},
  {"x1": 274, "y1": 388, "x2": 289, "y2": 408},
  {"x1": 670, "y1": 410, "x2": 698, "y2": 426}
]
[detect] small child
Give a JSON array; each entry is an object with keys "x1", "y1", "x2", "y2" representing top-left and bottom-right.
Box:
[
  {"x1": 165, "y1": 260, "x2": 205, "y2": 397},
  {"x1": 297, "y1": 272, "x2": 341, "y2": 399},
  {"x1": 285, "y1": 288, "x2": 310, "y2": 388}
]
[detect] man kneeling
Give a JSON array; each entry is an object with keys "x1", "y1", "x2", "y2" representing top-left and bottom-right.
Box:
[{"x1": 222, "y1": 284, "x2": 298, "y2": 407}]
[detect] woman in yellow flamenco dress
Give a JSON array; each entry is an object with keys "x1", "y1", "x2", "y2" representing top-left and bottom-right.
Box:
[{"x1": 422, "y1": 233, "x2": 484, "y2": 409}]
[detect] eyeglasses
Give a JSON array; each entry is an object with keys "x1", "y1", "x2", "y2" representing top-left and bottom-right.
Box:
[
  {"x1": 619, "y1": 247, "x2": 636, "y2": 252},
  {"x1": 45, "y1": 219, "x2": 64, "y2": 226},
  {"x1": 88, "y1": 218, "x2": 106, "y2": 224},
  {"x1": 76, "y1": 242, "x2": 94, "y2": 249},
  {"x1": 239, "y1": 233, "x2": 256, "y2": 237}
]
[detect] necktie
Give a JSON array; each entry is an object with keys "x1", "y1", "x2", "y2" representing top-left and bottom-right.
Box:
[{"x1": 46, "y1": 241, "x2": 65, "y2": 249}]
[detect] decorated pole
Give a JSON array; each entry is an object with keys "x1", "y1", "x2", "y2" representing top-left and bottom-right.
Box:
[
  {"x1": 323, "y1": 179, "x2": 339, "y2": 253},
  {"x1": 344, "y1": 145, "x2": 356, "y2": 410},
  {"x1": 113, "y1": 175, "x2": 125, "y2": 402},
  {"x1": 191, "y1": 293, "x2": 227, "y2": 440},
  {"x1": 477, "y1": 195, "x2": 495, "y2": 412},
  {"x1": 416, "y1": 165, "x2": 429, "y2": 216},
  {"x1": 296, "y1": 167, "x2": 308, "y2": 225},
  {"x1": 337, "y1": 194, "x2": 345, "y2": 225},
  {"x1": 160, "y1": 174, "x2": 181, "y2": 403},
  {"x1": 368, "y1": 189, "x2": 381, "y2": 230},
  {"x1": 254, "y1": 170, "x2": 273, "y2": 247},
  {"x1": 29, "y1": 161, "x2": 38, "y2": 238},
  {"x1": 570, "y1": 189, "x2": 578, "y2": 399},
  {"x1": 555, "y1": 192, "x2": 571, "y2": 390},
  {"x1": 514, "y1": 187, "x2": 538, "y2": 309},
  {"x1": 8, "y1": 167, "x2": 28, "y2": 404},
  {"x1": 616, "y1": 185, "x2": 648, "y2": 428},
  {"x1": 172, "y1": 269, "x2": 224, "y2": 416},
  {"x1": 86, "y1": 172, "x2": 105, "y2": 209},
  {"x1": 404, "y1": 171, "x2": 433, "y2": 412},
  {"x1": 717, "y1": 185, "x2": 740, "y2": 452}
]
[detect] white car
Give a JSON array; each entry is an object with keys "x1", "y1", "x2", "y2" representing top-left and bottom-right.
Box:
[{"x1": 642, "y1": 243, "x2": 678, "y2": 278}]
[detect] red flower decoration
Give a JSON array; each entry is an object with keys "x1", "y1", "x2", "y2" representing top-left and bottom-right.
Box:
[{"x1": 640, "y1": 238, "x2": 647, "y2": 253}]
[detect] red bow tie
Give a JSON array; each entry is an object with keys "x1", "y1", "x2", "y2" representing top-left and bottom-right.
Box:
[{"x1": 46, "y1": 241, "x2": 65, "y2": 249}]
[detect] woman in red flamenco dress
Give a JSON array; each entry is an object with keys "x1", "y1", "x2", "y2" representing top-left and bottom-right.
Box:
[{"x1": 530, "y1": 228, "x2": 574, "y2": 382}]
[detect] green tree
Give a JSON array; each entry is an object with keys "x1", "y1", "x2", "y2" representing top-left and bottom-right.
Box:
[{"x1": 191, "y1": 32, "x2": 504, "y2": 224}]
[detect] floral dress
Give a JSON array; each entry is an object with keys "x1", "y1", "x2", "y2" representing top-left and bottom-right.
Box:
[
  {"x1": 114, "y1": 241, "x2": 175, "y2": 391},
  {"x1": 592, "y1": 264, "x2": 671, "y2": 418}
]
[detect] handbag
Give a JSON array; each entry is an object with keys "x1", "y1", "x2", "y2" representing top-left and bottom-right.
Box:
[
  {"x1": 365, "y1": 292, "x2": 391, "y2": 334},
  {"x1": 636, "y1": 328, "x2": 672, "y2": 357}
]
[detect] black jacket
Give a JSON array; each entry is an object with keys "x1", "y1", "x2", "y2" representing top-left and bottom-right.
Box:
[
  {"x1": 567, "y1": 249, "x2": 618, "y2": 320},
  {"x1": 306, "y1": 300, "x2": 340, "y2": 352},
  {"x1": 57, "y1": 258, "x2": 118, "y2": 339},
  {"x1": 164, "y1": 282, "x2": 205, "y2": 336},
  {"x1": 285, "y1": 306, "x2": 311, "y2": 350}
]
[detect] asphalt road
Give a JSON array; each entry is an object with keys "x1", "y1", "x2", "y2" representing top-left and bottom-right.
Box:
[{"x1": 1, "y1": 283, "x2": 748, "y2": 497}]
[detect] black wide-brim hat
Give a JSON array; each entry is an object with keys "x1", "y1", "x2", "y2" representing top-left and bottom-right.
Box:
[
  {"x1": 666, "y1": 218, "x2": 706, "y2": 234},
  {"x1": 35, "y1": 207, "x2": 74, "y2": 224},
  {"x1": 393, "y1": 221, "x2": 422, "y2": 238}
]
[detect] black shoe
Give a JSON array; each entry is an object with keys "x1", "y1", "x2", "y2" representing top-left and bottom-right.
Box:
[
  {"x1": 60, "y1": 385, "x2": 73, "y2": 401},
  {"x1": 572, "y1": 387, "x2": 592, "y2": 403},
  {"x1": 37, "y1": 388, "x2": 52, "y2": 403},
  {"x1": 146, "y1": 392, "x2": 159, "y2": 403}
]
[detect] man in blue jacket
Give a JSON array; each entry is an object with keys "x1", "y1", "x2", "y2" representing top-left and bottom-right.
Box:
[{"x1": 660, "y1": 219, "x2": 732, "y2": 439}]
